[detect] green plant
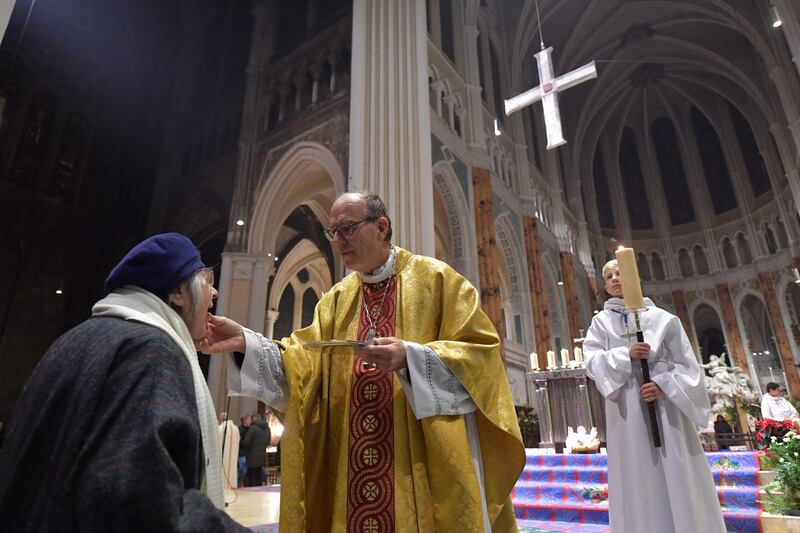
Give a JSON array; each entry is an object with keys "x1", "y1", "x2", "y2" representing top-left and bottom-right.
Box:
[{"x1": 763, "y1": 425, "x2": 800, "y2": 514}]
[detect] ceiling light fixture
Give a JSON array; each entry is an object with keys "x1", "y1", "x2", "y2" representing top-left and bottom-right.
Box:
[{"x1": 771, "y1": 6, "x2": 782, "y2": 28}]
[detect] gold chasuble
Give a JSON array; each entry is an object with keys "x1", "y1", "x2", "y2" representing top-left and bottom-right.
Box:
[{"x1": 277, "y1": 248, "x2": 524, "y2": 532}]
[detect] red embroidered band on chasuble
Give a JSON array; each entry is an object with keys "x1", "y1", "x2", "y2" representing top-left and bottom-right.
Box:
[{"x1": 347, "y1": 276, "x2": 397, "y2": 532}]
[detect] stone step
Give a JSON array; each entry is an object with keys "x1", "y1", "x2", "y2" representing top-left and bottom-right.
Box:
[
  {"x1": 762, "y1": 512, "x2": 800, "y2": 533},
  {"x1": 760, "y1": 470, "x2": 775, "y2": 486}
]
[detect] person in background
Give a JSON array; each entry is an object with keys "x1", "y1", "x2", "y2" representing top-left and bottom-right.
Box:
[
  {"x1": 241, "y1": 413, "x2": 270, "y2": 487},
  {"x1": 761, "y1": 382, "x2": 799, "y2": 421},
  {"x1": 713, "y1": 414, "x2": 733, "y2": 450},
  {"x1": 237, "y1": 414, "x2": 252, "y2": 486}
]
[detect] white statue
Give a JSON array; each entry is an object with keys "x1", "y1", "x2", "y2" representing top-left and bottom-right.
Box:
[
  {"x1": 566, "y1": 425, "x2": 600, "y2": 452},
  {"x1": 700, "y1": 353, "x2": 758, "y2": 430}
]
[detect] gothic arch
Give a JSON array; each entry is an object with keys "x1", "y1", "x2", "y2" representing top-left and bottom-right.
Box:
[
  {"x1": 542, "y1": 252, "x2": 569, "y2": 352},
  {"x1": 688, "y1": 297, "x2": 726, "y2": 364},
  {"x1": 736, "y1": 289, "x2": 784, "y2": 392},
  {"x1": 776, "y1": 275, "x2": 800, "y2": 365},
  {"x1": 268, "y1": 239, "x2": 332, "y2": 333},
  {"x1": 495, "y1": 214, "x2": 532, "y2": 347},
  {"x1": 249, "y1": 142, "x2": 345, "y2": 258},
  {"x1": 431, "y1": 160, "x2": 478, "y2": 284}
]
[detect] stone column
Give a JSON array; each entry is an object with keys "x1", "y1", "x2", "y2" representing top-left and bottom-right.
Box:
[
  {"x1": 0, "y1": 1, "x2": 14, "y2": 44},
  {"x1": 671, "y1": 290, "x2": 697, "y2": 355},
  {"x1": 248, "y1": 259, "x2": 273, "y2": 333},
  {"x1": 264, "y1": 309, "x2": 280, "y2": 339},
  {"x1": 559, "y1": 251, "x2": 582, "y2": 345},
  {"x1": 715, "y1": 283, "x2": 749, "y2": 373},
  {"x1": 208, "y1": 253, "x2": 235, "y2": 408},
  {"x1": 775, "y1": 0, "x2": 800, "y2": 79},
  {"x1": 759, "y1": 271, "x2": 800, "y2": 398},
  {"x1": 587, "y1": 276, "x2": 600, "y2": 314},
  {"x1": 348, "y1": 0, "x2": 434, "y2": 256},
  {"x1": 472, "y1": 167, "x2": 505, "y2": 348},
  {"x1": 524, "y1": 216, "x2": 551, "y2": 367}
]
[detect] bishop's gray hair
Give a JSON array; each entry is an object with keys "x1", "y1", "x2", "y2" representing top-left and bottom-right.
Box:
[{"x1": 350, "y1": 191, "x2": 392, "y2": 243}]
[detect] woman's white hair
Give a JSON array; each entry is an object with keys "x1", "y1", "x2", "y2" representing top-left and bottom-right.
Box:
[
  {"x1": 167, "y1": 270, "x2": 204, "y2": 316},
  {"x1": 602, "y1": 259, "x2": 618, "y2": 277}
]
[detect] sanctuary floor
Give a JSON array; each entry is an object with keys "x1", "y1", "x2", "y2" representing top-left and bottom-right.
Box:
[{"x1": 225, "y1": 486, "x2": 280, "y2": 528}]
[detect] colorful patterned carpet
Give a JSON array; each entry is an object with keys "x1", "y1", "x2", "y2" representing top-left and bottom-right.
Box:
[
  {"x1": 513, "y1": 450, "x2": 763, "y2": 533},
  {"x1": 247, "y1": 451, "x2": 762, "y2": 532}
]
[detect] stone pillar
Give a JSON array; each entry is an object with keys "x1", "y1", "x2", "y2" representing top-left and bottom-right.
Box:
[
  {"x1": 348, "y1": 0, "x2": 434, "y2": 256},
  {"x1": 524, "y1": 216, "x2": 551, "y2": 367},
  {"x1": 472, "y1": 167, "x2": 505, "y2": 348},
  {"x1": 559, "y1": 251, "x2": 582, "y2": 345},
  {"x1": 248, "y1": 259, "x2": 273, "y2": 333},
  {"x1": 1, "y1": 1, "x2": 16, "y2": 49},
  {"x1": 715, "y1": 283, "x2": 749, "y2": 373},
  {"x1": 587, "y1": 276, "x2": 600, "y2": 314},
  {"x1": 759, "y1": 271, "x2": 800, "y2": 398},
  {"x1": 208, "y1": 253, "x2": 260, "y2": 414},
  {"x1": 775, "y1": 0, "x2": 800, "y2": 79},
  {"x1": 670, "y1": 290, "x2": 696, "y2": 356},
  {"x1": 264, "y1": 309, "x2": 280, "y2": 339}
]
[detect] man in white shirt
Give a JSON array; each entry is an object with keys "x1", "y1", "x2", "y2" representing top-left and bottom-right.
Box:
[{"x1": 761, "y1": 382, "x2": 799, "y2": 421}]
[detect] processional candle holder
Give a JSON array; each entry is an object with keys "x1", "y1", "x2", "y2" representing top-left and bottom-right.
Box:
[{"x1": 616, "y1": 246, "x2": 662, "y2": 449}]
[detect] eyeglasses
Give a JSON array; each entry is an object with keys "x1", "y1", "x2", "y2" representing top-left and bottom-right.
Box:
[
  {"x1": 198, "y1": 267, "x2": 215, "y2": 286},
  {"x1": 324, "y1": 218, "x2": 376, "y2": 241}
]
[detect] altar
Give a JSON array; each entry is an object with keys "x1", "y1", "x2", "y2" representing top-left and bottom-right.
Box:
[{"x1": 527, "y1": 367, "x2": 607, "y2": 449}]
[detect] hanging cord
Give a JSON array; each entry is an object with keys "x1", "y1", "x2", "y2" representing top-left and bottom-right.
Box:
[{"x1": 534, "y1": 0, "x2": 545, "y2": 50}]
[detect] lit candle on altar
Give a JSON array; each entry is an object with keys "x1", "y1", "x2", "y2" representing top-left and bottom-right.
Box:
[
  {"x1": 529, "y1": 352, "x2": 539, "y2": 371},
  {"x1": 547, "y1": 350, "x2": 556, "y2": 369},
  {"x1": 560, "y1": 348, "x2": 570, "y2": 367},
  {"x1": 615, "y1": 245, "x2": 644, "y2": 309},
  {"x1": 574, "y1": 346, "x2": 583, "y2": 365}
]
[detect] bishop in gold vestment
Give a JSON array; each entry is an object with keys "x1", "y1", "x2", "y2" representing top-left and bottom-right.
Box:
[{"x1": 205, "y1": 193, "x2": 524, "y2": 532}]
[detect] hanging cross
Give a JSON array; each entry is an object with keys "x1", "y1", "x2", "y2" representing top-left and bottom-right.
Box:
[{"x1": 504, "y1": 47, "x2": 597, "y2": 150}]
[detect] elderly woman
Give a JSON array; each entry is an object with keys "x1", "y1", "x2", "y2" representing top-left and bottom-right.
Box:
[
  {"x1": 0, "y1": 233, "x2": 248, "y2": 532},
  {"x1": 584, "y1": 259, "x2": 725, "y2": 533}
]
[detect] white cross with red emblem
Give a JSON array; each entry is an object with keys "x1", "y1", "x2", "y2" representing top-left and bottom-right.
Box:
[{"x1": 504, "y1": 47, "x2": 597, "y2": 150}]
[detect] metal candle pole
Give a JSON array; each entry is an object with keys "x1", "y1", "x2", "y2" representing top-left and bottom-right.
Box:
[
  {"x1": 630, "y1": 307, "x2": 662, "y2": 448},
  {"x1": 616, "y1": 244, "x2": 661, "y2": 449}
]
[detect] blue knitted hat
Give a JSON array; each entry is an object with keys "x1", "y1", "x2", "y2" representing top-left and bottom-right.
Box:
[{"x1": 105, "y1": 232, "x2": 205, "y2": 296}]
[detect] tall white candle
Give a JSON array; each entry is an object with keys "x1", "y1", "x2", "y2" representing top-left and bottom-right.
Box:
[
  {"x1": 547, "y1": 350, "x2": 556, "y2": 369},
  {"x1": 529, "y1": 352, "x2": 539, "y2": 371},
  {"x1": 615, "y1": 246, "x2": 644, "y2": 309},
  {"x1": 574, "y1": 346, "x2": 583, "y2": 365},
  {"x1": 560, "y1": 348, "x2": 570, "y2": 367}
]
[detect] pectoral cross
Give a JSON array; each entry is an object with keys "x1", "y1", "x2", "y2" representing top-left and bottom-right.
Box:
[{"x1": 504, "y1": 47, "x2": 597, "y2": 150}]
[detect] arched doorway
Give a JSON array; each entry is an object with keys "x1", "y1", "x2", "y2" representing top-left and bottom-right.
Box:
[
  {"x1": 740, "y1": 294, "x2": 784, "y2": 393},
  {"x1": 691, "y1": 302, "x2": 725, "y2": 365}
]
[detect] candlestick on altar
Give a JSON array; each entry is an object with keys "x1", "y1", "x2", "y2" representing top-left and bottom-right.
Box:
[
  {"x1": 547, "y1": 350, "x2": 557, "y2": 370},
  {"x1": 573, "y1": 346, "x2": 584, "y2": 367},
  {"x1": 560, "y1": 348, "x2": 570, "y2": 368},
  {"x1": 529, "y1": 352, "x2": 539, "y2": 372},
  {"x1": 615, "y1": 246, "x2": 662, "y2": 448}
]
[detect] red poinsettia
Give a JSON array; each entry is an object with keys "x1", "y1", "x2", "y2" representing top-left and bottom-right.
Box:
[{"x1": 756, "y1": 418, "x2": 798, "y2": 449}]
